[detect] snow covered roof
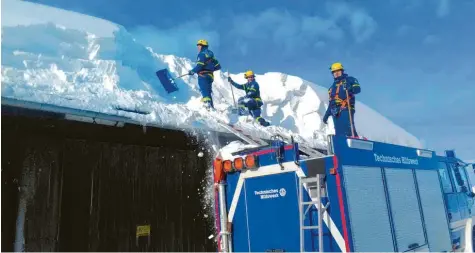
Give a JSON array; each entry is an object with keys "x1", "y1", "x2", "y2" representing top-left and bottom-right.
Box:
[{"x1": 1, "y1": 0, "x2": 423, "y2": 152}]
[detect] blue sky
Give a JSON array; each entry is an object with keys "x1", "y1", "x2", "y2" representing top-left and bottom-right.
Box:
[{"x1": 28, "y1": 0, "x2": 475, "y2": 160}]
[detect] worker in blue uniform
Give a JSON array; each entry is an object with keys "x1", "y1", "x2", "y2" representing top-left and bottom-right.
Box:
[
  {"x1": 228, "y1": 70, "x2": 270, "y2": 127},
  {"x1": 323, "y1": 62, "x2": 361, "y2": 137},
  {"x1": 188, "y1": 39, "x2": 221, "y2": 109}
]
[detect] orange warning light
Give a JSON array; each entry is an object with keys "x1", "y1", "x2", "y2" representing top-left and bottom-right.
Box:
[
  {"x1": 233, "y1": 157, "x2": 244, "y2": 171},
  {"x1": 245, "y1": 155, "x2": 257, "y2": 169},
  {"x1": 223, "y1": 160, "x2": 233, "y2": 173}
]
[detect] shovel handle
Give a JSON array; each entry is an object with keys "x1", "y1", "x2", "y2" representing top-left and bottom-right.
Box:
[
  {"x1": 174, "y1": 73, "x2": 190, "y2": 80},
  {"x1": 227, "y1": 70, "x2": 238, "y2": 109}
]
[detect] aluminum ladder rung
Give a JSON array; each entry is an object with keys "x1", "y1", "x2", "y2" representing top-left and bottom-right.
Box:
[
  {"x1": 299, "y1": 174, "x2": 325, "y2": 252},
  {"x1": 302, "y1": 225, "x2": 320, "y2": 230},
  {"x1": 301, "y1": 177, "x2": 320, "y2": 184},
  {"x1": 301, "y1": 201, "x2": 320, "y2": 205}
]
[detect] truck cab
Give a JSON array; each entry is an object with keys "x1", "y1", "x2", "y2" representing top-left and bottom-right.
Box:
[{"x1": 437, "y1": 150, "x2": 475, "y2": 251}]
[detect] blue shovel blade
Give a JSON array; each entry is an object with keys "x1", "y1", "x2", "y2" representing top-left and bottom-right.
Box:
[{"x1": 156, "y1": 69, "x2": 179, "y2": 93}]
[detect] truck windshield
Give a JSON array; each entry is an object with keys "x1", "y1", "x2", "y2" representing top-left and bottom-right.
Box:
[
  {"x1": 450, "y1": 163, "x2": 470, "y2": 193},
  {"x1": 438, "y1": 162, "x2": 453, "y2": 193},
  {"x1": 463, "y1": 163, "x2": 475, "y2": 193}
]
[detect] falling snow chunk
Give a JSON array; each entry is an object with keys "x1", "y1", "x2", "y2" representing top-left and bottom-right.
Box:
[
  {"x1": 208, "y1": 235, "x2": 214, "y2": 240},
  {"x1": 198, "y1": 152, "x2": 204, "y2": 157}
]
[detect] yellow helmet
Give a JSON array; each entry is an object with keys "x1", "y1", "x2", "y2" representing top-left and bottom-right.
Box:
[
  {"x1": 330, "y1": 62, "x2": 344, "y2": 72},
  {"x1": 197, "y1": 39, "x2": 208, "y2": 46},
  {"x1": 244, "y1": 70, "x2": 255, "y2": 78}
]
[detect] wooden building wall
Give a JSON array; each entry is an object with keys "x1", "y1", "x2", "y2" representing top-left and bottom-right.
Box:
[{"x1": 1, "y1": 106, "x2": 216, "y2": 252}]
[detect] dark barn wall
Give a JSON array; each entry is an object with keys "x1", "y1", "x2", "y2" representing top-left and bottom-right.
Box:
[{"x1": 1, "y1": 106, "x2": 216, "y2": 252}]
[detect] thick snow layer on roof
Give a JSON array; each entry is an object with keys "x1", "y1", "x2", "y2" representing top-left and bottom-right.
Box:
[{"x1": 1, "y1": 0, "x2": 423, "y2": 154}]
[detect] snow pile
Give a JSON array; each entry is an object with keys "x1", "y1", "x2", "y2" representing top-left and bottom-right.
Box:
[
  {"x1": 217, "y1": 141, "x2": 257, "y2": 160},
  {"x1": 1, "y1": 0, "x2": 422, "y2": 150}
]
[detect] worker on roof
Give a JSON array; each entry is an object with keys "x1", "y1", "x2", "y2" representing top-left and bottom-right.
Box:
[
  {"x1": 228, "y1": 70, "x2": 270, "y2": 127},
  {"x1": 323, "y1": 62, "x2": 361, "y2": 137},
  {"x1": 188, "y1": 39, "x2": 221, "y2": 110}
]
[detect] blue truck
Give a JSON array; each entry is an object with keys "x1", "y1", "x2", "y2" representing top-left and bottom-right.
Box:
[{"x1": 212, "y1": 134, "x2": 475, "y2": 252}]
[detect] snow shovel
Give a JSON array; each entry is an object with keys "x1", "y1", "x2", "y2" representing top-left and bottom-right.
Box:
[
  {"x1": 155, "y1": 69, "x2": 189, "y2": 94},
  {"x1": 226, "y1": 70, "x2": 239, "y2": 114}
]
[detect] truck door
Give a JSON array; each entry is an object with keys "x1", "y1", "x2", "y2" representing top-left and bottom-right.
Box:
[{"x1": 242, "y1": 171, "x2": 300, "y2": 252}]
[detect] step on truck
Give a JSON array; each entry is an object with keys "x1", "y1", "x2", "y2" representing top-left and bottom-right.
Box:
[{"x1": 212, "y1": 134, "x2": 475, "y2": 252}]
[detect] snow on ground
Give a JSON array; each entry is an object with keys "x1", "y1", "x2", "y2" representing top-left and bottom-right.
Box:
[{"x1": 1, "y1": 0, "x2": 422, "y2": 155}]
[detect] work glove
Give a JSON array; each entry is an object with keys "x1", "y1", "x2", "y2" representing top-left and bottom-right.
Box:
[
  {"x1": 188, "y1": 70, "x2": 194, "y2": 75},
  {"x1": 343, "y1": 82, "x2": 354, "y2": 95},
  {"x1": 342, "y1": 82, "x2": 348, "y2": 91}
]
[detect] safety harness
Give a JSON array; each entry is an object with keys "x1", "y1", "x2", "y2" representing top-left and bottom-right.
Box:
[
  {"x1": 198, "y1": 71, "x2": 214, "y2": 79},
  {"x1": 329, "y1": 80, "x2": 353, "y2": 116},
  {"x1": 198, "y1": 55, "x2": 220, "y2": 79},
  {"x1": 240, "y1": 82, "x2": 263, "y2": 123},
  {"x1": 243, "y1": 83, "x2": 262, "y2": 103}
]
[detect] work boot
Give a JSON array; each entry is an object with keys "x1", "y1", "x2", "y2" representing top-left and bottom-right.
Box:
[
  {"x1": 257, "y1": 117, "x2": 270, "y2": 127},
  {"x1": 202, "y1": 101, "x2": 214, "y2": 111}
]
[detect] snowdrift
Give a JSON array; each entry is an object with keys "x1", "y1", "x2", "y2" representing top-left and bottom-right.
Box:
[{"x1": 1, "y1": 0, "x2": 422, "y2": 150}]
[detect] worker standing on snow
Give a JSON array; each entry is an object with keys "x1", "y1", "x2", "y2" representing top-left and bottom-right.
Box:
[
  {"x1": 228, "y1": 70, "x2": 270, "y2": 127},
  {"x1": 322, "y1": 62, "x2": 361, "y2": 137},
  {"x1": 188, "y1": 39, "x2": 221, "y2": 110}
]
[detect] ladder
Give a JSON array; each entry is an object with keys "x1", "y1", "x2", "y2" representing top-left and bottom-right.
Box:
[{"x1": 299, "y1": 174, "x2": 328, "y2": 252}]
